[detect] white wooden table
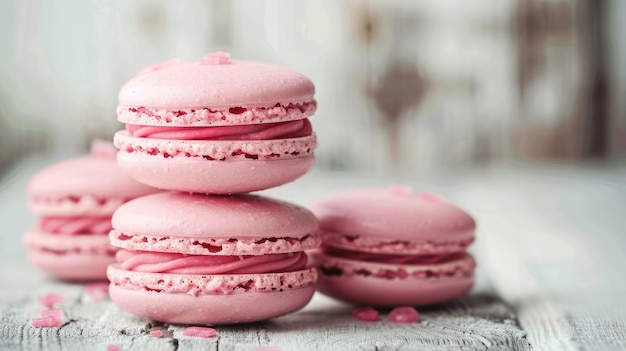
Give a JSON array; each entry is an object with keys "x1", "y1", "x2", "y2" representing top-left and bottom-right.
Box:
[{"x1": 1, "y1": 156, "x2": 625, "y2": 351}]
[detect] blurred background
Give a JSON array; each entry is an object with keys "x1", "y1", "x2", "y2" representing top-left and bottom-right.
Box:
[{"x1": 0, "y1": 0, "x2": 625, "y2": 175}]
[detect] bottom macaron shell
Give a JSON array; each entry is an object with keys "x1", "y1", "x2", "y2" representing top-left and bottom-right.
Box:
[
  {"x1": 107, "y1": 264, "x2": 318, "y2": 325},
  {"x1": 27, "y1": 250, "x2": 113, "y2": 281},
  {"x1": 109, "y1": 284, "x2": 315, "y2": 325},
  {"x1": 117, "y1": 152, "x2": 314, "y2": 194},
  {"x1": 316, "y1": 273, "x2": 474, "y2": 307},
  {"x1": 312, "y1": 253, "x2": 475, "y2": 306},
  {"x1": 24, "y1": 229, "x2": 115, "y2": 281}
]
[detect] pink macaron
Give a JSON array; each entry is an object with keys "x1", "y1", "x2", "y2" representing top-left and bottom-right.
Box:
[
  {"x1": 24, "y1": 142, "x2": 160, "y2": 281},
  {"x1": 309, "y1": 187, "x2": 476, "y2": 306},
  {"x1": 107, "y1": 191, "x2": 321, "y2": 325},
  {"x1": 114, "y1": 52, "x2": 317, "y2": 194}
]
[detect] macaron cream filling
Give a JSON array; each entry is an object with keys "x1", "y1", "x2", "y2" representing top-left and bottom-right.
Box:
[
  {"x1": 117, "y1": 249, "x2": 308, "y2": 274},
  {"x1": 125, "y1": 118, "x2": 312, "y2": 141},
  {"x1": 322, "y1": 247, "x2": 468, "y2": 265},
  {"x1": 320, "y1": 233, "x2": 475, "y2": 255},
  {"x1": 40, "y1": 217, "x2": 112, "y2": 235}
]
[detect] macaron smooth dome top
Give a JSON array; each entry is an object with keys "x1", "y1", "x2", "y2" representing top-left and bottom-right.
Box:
[
  {"x1": 27, "y1": 156, "x2": 159, "y2": 216},
  {"x1": 28, "y1": 156, "x2": 157, "y2": 201},
  {"x1": 112, "y1": 191, "x2": 318, "y2": 240},
  {"x1": 118, "y1": 60, "x2": 315, "y2": 111},
  {"x1": 310, "y1": 187, "x2": 476, "y2": 244}
]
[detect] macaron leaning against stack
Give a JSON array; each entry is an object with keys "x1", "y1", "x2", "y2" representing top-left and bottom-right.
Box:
[
  {"x1": 309, "y1": 187, "x2": 476, "y2": 306},
  {"x1": 114, "y1": 51, "x2": 318, "y2": 194},
  {"x1": 107, "y1": 192, "x2": 321, "y2": 325},
  {"x1": 24, "y1": 142, "x2": 160, "y2": 281}
]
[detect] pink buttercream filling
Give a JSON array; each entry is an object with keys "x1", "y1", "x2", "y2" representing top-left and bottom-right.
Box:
[
  {"x1": 322, "y1": 232, "x2": 474, "y2": 255},
  {"x1": 116, "y1": 249, "x2": 308, "y2": 274},
  {"x1": 126, "y1": 118, "x2": 312, "y2": 141},
  {"x1": 40, "y1": 217, "x2": 112, "y2": 235},
  {"x1": 323, "y1": 247, "x2": 466, "y2": 265}
]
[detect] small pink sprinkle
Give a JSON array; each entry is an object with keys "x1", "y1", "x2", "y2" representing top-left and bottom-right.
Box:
[
  {"x1": 107, "y1": 345, "x2": 121, "y2": 351},
  {"x1": 182, "y1": 326, "x2": 218, "y2": 338},
  {"x1": 136, "y1": 57, "x2": 181, "y2": 75},
  {"x1": 352, "y1": 307, "x2": 379, "y2": 322},
  {"x1": 84, "y1": 282, "x2": 110, "y2": 301},
  {"x1": 199, "y1": 51, "x2": 231, "y2": 65},
  {"x1": 255, "y1": 347, "x2": 282, "y2": 351},
  {"x1": 41, "y1": 309, "x2": 64, "y2": 325},
  {"x1": 387, "y1": 306, "x2": 419, "y2": 324},
  {"x1": 32, "y1": 317, "x2": 58, "y2": 328},
  {"x1": 39, "y1": 293, "x2": 65, "y2": 308},
  {"x1": 90, "y1": 140, "x2": 117, "y2": 158},
  {"x1": 387, "y1": 186, "x2": 413, "y2": 197},
  {"x1": 417, "y1": 191, "x2": 445, "y2": 202},
  {"x1": 150, "y1": 330, "x2": 162, "y2": 337}
]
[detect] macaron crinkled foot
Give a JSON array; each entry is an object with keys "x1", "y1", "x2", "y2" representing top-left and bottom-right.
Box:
[
  {"x1": 24, "y1": 141, "x2": 160, "y2": 281},
  {"x1": 310, "y1": 187, "x2": 477, "y2": 307},
  {"x1": 114, "y1": 52, "x2": 318, "y2": 194},
  {"x1": 107, "y1": 192, "x2": 320, "y2": 325}
]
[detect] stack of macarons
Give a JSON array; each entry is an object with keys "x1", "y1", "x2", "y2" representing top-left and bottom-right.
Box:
[
  {"x1": 107, "y1": 52, "x2": 321, "y2": 325},
  {"x1": 24, "y1": 141, "x2": 160, "y2": 281}
]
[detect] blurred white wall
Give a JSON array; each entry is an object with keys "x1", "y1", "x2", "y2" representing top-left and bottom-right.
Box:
[{"x1": 0, "y1": 0, "x2": 622, "y2": 176}]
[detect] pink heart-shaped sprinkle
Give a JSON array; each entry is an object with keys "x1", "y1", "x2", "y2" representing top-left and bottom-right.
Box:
[
  {"x1": 199, "y1": 51, "x2": 231, "y2": 65},
  {"x1": 39, "y1": 293, "x2": 65, "y2": 309},
  {"x1": 387, "y1": 306, "x2": 420, "y2": 323},
  {"x1": 182, "y1": 326, "x2": 218, "y2": 338},
  {"x1": 352, "y1": 306, "x2": 380, "y2": 322}
]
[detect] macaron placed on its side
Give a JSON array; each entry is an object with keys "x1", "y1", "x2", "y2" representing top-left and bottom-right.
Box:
[
  {"x1": 309, "y1": 187, "x2": 476, "y2": 306},
  {"x1": 24, "y1": 142, "x2": 160, "y2": 281},
  {"x1": 114, "y1": 52, "x2": 317, "y2": 194},
  {"x1": 107, "y1": 192, "x2": 321, "y2": 325}
]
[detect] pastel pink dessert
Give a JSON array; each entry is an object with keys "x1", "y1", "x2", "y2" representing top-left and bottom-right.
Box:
[
  {"x1": 107, "y1": 192, "x2": 320, "y2": 325},
  {"x1": 24, "y1": 142, "x2": 160, "y2": 281},
  {"x1": 310, "y1": 187, "x2": 476, "y2": 306},
  {"x1": 114, "y1": 52, "x2": 317, "y2": 194}
]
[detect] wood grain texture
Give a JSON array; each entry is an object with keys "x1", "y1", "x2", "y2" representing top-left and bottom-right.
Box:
[{"x1": 0, "y1": 277, "x2": 530, "y2": 351}]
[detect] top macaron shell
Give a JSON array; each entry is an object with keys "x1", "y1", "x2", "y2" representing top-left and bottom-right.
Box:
[
  {"x1": 118, "y1": 60, "x2": 315, "y2": 115},
  {"x1": 27, "y1": 156, "x2": 160, "y2": 217},
  {"x1": 110, "y1": 192, "x2": 320, "y2": 255},
  {"x1": 310, "y1": 188, "x2": 476, "y2": 247}
]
